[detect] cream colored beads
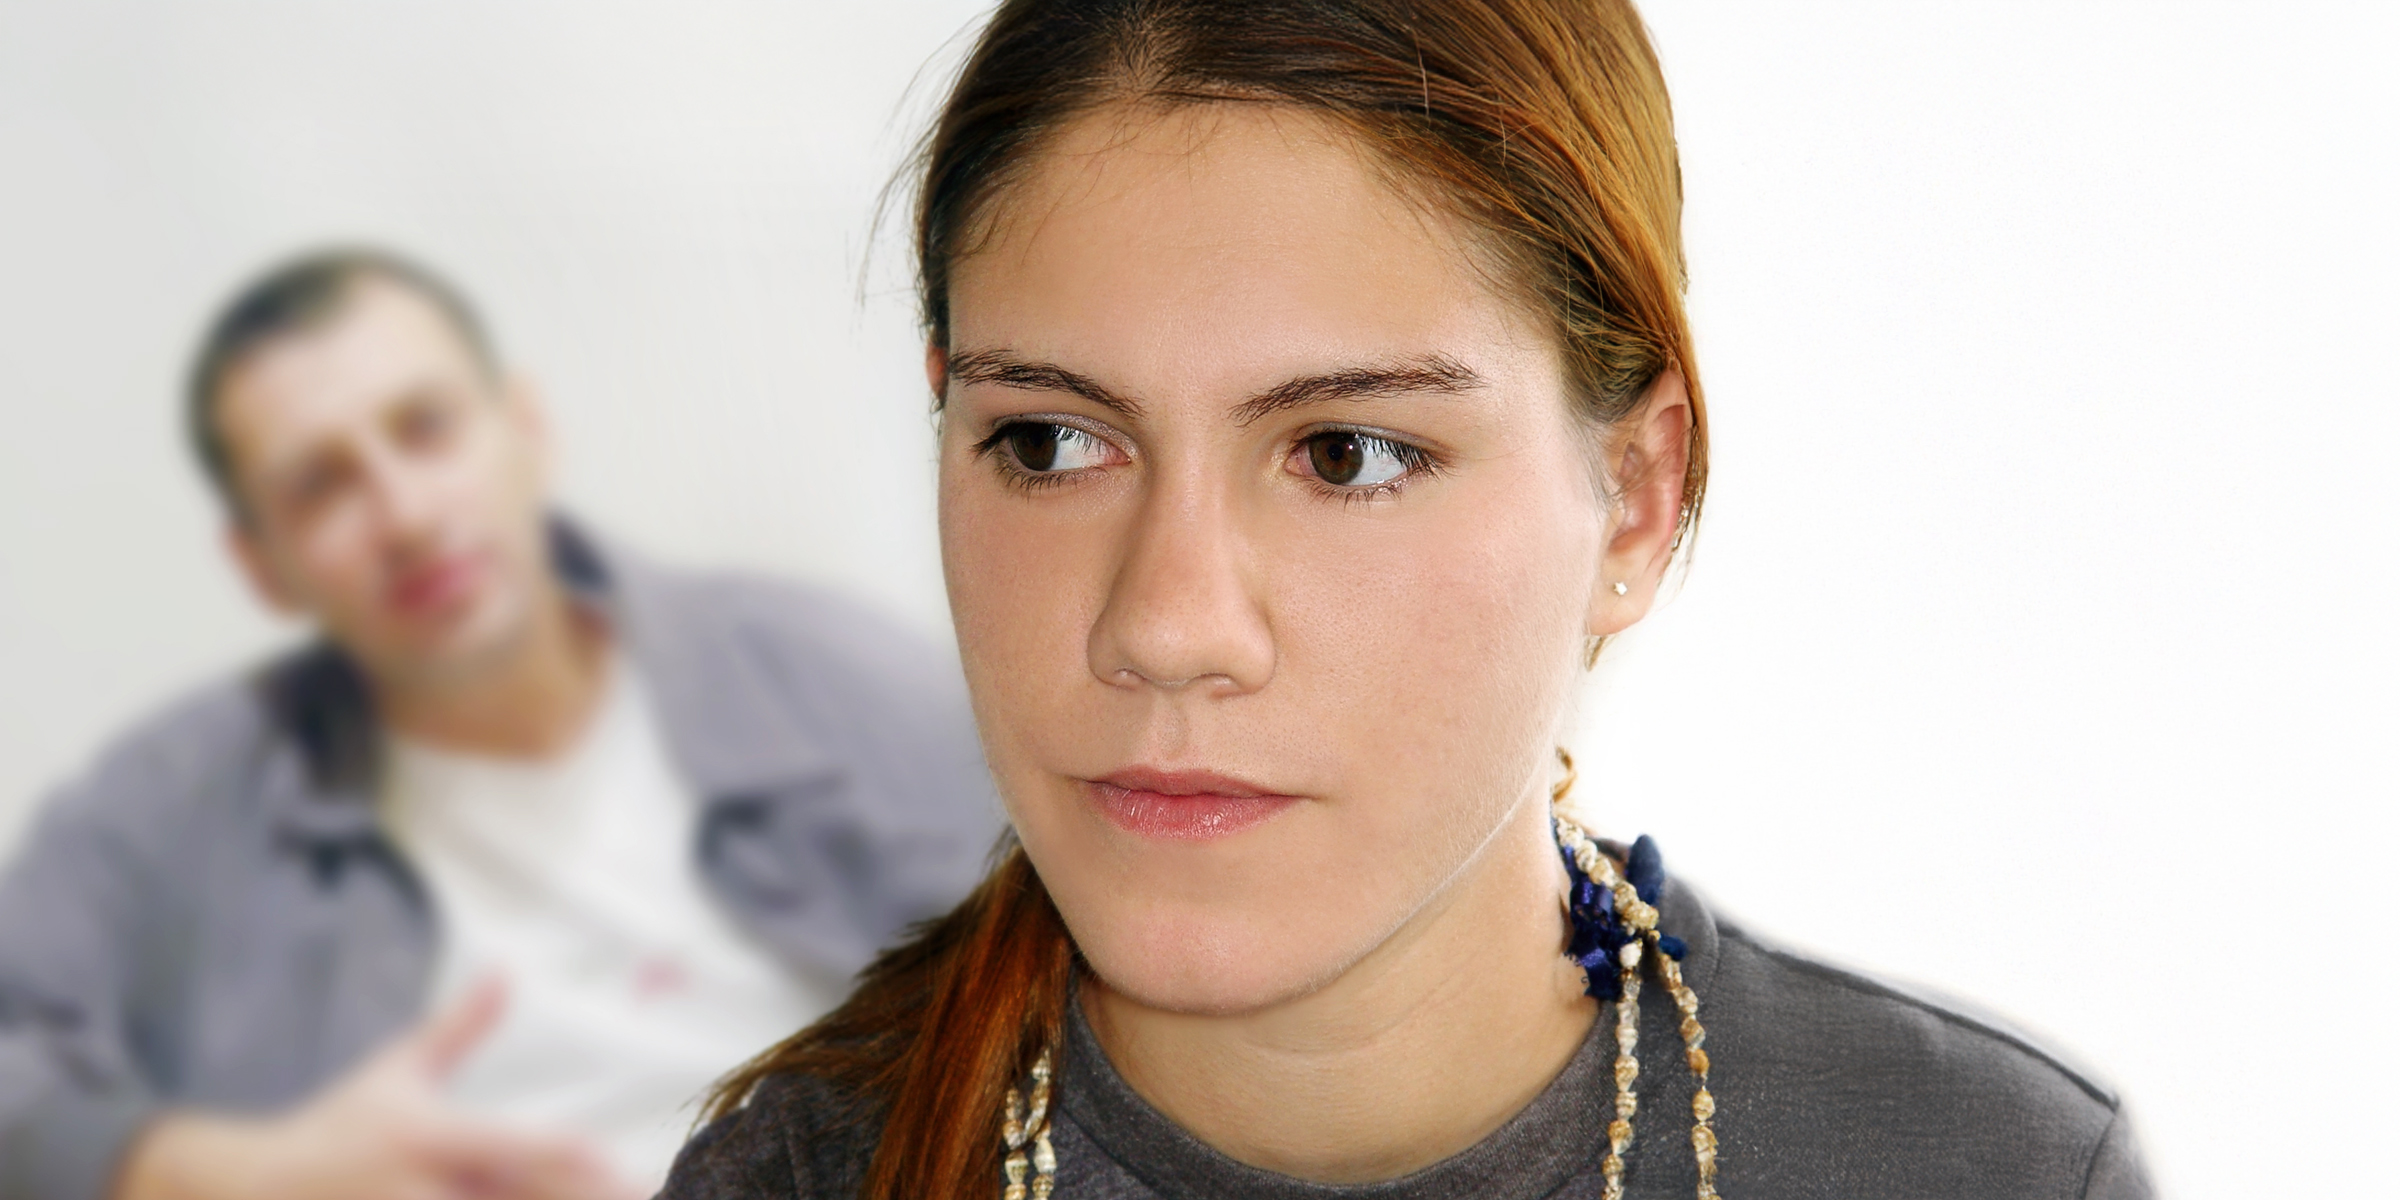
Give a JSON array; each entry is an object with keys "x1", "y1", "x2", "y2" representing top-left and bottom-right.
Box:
[
  {"x1": 1554, "y1": 768, "x2": 1724, "y2": 1200},
  {"x1": 1661, "y1": 952, "x2": 1719, "y2": 1199},
  {"x1": 1603, "y1": 935, "x2": 1643, "y2": 1200},
  {"x1": 1002, "y1": 1049, "x2": 1057, "y2": 1200}
]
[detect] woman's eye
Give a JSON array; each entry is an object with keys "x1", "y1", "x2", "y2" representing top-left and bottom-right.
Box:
[
  {"x1": 998, "y1": 422, "x2": 1114, "y2": 473},
  {"x1": 1301, "y1": 431, "x2": 1416, "y2": 487}
]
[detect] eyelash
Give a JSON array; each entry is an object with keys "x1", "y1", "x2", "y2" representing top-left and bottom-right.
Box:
[
  {"x1": 1296, "y1": 426, "x2": 1441, "y2": 506},
  {"x1": 971, "y1": 418, "x2": 1444, "y2": 502},
  {"x1": 972, "y1": 419, "x2": 1115, "y2": 492}
]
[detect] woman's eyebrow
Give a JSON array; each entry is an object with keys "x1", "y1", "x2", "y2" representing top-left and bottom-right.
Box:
[
  {"x1": 945, "y1": 349, "x2": 1481, "y2": 424},
  {"x1": 947, "y1": 348, "x2": 1144, "y2": 418},
  {"x1": 1227, "y1": 354, "x2": 1482, "y2": 425}
]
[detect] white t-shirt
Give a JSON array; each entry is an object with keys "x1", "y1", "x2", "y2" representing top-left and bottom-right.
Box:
[{"x1": 382, "y1": 659, "x2": 840, "y2": 1192}]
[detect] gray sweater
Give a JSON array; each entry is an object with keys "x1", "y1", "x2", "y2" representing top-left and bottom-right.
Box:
[{"x1": 662, "y1": 876, "x2": 2154, "y2": 1199}]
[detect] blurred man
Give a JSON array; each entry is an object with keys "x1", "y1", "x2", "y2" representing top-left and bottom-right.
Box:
[{"x1": 0, "y1": 249, "x2": 1000, "y2": 1199}]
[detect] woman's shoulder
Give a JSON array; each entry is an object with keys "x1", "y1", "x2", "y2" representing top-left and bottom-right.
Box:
[
  {"x1": 1698, "y1": 909, "x2": 2151, "y2": 1198},
  {"x1": 660, "y1": 1071, "x2": 882, "y2": 1200}
]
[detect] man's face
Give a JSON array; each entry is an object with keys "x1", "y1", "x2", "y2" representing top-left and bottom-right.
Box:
[{"x1": 216, "y1": 277, "x2": 556, "y2": 690}]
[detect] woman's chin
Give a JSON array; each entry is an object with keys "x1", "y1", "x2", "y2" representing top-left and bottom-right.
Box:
[{"x1": 1075, "y1": 913, "x2": 1366, "y2": 1018}]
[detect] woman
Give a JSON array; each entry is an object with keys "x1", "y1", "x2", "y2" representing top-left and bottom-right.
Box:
[{"x1": 667, "y1": 0, "x2": 2153, "y2": 1196}]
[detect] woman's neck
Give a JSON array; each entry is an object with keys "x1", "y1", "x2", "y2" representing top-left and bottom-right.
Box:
[{"x1": 1083, "y1": 792, "x2": 1594, "y2": 1184}]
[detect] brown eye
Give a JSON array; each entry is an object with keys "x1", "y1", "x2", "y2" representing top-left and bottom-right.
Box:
[
  {"x1": 1308, "y1": 432, "x2": 1363, "y2": 484},
  {"x1": 1303, "y1": 431, "x2": 1415, "y2": 487},
  {"x1": 991, "y1": 422, "x2": 1115, "y2": 474},
  {"x1": 1005, "y1": 424, "x2": 1061, "y2": 471}
]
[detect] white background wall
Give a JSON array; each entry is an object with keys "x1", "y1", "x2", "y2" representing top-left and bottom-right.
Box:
[{"x1": 1, "y1": 3, "x2": 2392, "y2": 1195}]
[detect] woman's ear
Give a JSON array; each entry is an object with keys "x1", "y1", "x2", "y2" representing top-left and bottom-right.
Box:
[
  {"x1": 925, "y1": 342, "x2": 949, "y2": 404},
  {"x1": 1588, "y1": 370, "x2": 1693, "y2": 638}
]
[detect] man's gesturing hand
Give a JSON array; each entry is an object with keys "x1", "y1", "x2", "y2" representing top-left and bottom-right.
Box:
[{"x1": 114, "y1": 977, "x2": 642, "y2": 1200}]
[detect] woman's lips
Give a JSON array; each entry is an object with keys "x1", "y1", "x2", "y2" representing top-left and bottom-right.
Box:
[{"x1": 1087, "y1": 769, "x2": 1301, "y2": 842}]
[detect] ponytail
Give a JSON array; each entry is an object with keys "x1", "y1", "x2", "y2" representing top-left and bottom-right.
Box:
[{"x1": 706, "y1": 845, "x2": 1074, "y2": 1198}]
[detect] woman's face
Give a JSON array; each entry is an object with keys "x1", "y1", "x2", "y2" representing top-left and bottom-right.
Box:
[{"x1": 939, "y1": 104, "x2": 1623, "y2": 1014}]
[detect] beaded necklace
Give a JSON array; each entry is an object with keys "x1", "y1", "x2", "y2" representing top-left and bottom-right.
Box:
[
  {"x1": 1001, "y1": 1049, "x2": 1057, "y2": 1200},
  {"x1": 1001, "y1": 755, "x2": 1720, "y2": 1199}
]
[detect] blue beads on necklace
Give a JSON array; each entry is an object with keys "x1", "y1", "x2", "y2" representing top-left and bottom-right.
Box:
[
  {"x1": 1559, "y1": 830, "x2": 1684, "y2": 1000},
  {"x1": 1626, "y1": 833, "x2": 1666, "y2": 904}
]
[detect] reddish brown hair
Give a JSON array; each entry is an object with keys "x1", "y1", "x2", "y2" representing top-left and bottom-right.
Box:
[{"x1": 712, "y1": 1, "x2": 1706, "y2": 1194}]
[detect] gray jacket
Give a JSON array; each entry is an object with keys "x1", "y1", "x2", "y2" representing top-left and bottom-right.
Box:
[{"x1": 0, "y1": 523, "x2": 1003, "y2": 1200}]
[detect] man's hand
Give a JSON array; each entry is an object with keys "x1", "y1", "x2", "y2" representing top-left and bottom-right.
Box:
[{"x1": 113, "y1": 977, "x2": 642, "y2": 1200}]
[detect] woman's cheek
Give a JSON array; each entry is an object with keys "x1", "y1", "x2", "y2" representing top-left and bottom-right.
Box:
[
  {"x1": 1271, "y1": 489, "x2": 1587, "y2": 828},
  {"x1": 940, "y1": 465, "x2": 1115, "y2": 785},
  {"x1": 940, "y1": 467, "x2": 1043, "y2": 741}
]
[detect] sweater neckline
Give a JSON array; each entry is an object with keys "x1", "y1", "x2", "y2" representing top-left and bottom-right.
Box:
[
  {"x1": 1054, "y1": 973, "x2": 1613, "y2": 1200},
  {"x1": 1051, "y1": 870, "x2": 1723, "y2": 1200}
]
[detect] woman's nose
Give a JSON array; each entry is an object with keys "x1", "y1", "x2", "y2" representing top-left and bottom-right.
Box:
[{"x1": 1086, "y1": 474, "x2": 1275, "y2": 696}]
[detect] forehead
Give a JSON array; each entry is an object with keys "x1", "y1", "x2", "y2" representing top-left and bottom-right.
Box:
[
  {"x1": 214, "y1": 278, "x2": 486, "y2": 465},
  {"x1": 950, "y1": 102, "x2": 1544, "y2": 399}
]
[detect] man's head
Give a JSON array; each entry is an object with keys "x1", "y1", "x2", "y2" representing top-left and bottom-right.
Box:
[{"x1": 190, "y1": 249, "x2": 561, "y2": 690}]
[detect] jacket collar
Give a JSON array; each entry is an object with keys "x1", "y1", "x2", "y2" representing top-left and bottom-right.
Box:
[
  {"x1": 257, "y1": 516, "x2": 841, "y2": 845},
  {"x1": 601, "y1": 526, "x2": 845, "y2": 801}
]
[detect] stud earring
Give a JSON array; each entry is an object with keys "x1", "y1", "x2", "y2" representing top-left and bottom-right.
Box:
[{"x1": 1612, "y1": 581, "x2": 1629, "y2": 596}]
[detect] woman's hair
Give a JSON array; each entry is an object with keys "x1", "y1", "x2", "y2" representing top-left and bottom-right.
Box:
[{"x1": 710, "y1": 1, "x2": 1707, "y2": 1194}]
